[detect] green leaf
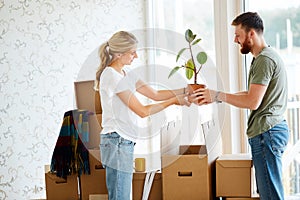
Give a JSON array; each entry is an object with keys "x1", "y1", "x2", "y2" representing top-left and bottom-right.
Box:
[
  {"x1": 185, "y1": 59, "x2": 195, "y2": 80},
  {"x1": 192, "y1": 38, "x2": 201, "y2": 46},
  {"x1": 186, "y1": 59, "x2": 195, "y2": 70},
  {"x1": 168, "y1": 66, "x2": 180, "y2": 79},
  {"x1": 196, "y1": 51, "x2": 208, "y2": 65},
  {"x1": 185, "y1": 29, "x2": 196, "y2": 43},
  {"x1": 185, "y1": 68, "x2": 194, "y2": 80},
  {"x1": 176, "y1": 48, "x2": 187, "y2": 62}
]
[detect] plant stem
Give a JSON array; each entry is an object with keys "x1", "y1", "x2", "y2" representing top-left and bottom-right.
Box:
[
  {"x1": 188, "y1": 42, "x2": 197, "y2": 84},
  {"x1": 196, "y1": 64, "x2": 203, "y2": 74}
]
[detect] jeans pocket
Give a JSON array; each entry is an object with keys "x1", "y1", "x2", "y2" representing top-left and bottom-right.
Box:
[
  {"x1": 119, "y1": 138, "x2": 134, "y2": 154},
  {"x1": 269, "y1": 130, "x2": 289, "y2": 157}
]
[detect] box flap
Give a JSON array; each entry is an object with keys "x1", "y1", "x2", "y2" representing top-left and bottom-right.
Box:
[
  {"x1": 86, "y1": 114, "x2": 102, "y2": 149},
  {"x1": 133, "y1": 172, "x2": 162, "y2": 180},
  {"x1": 45, "y1": 172, "x2": 68, "y2": 183},
  {"x1": 217, "y1": 154, "x2": 252, "y2": 168},
  {"x1": 179, "y1": 145, "x2": 207, "y2": 155},
  {"x1": 74, "y1": 80, "x2": 102, "y2": 114},
  {"x1": 218, "y1": 153, "x2": 252, "y2": 160}
]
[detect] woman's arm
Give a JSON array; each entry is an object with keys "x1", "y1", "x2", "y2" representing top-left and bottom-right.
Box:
[
  {"x1": 117, "y1": 89, "x2": 189, "y2": 118},
  {"x1": 136, "y1": 80, "x2": 185, "y2": 101}
]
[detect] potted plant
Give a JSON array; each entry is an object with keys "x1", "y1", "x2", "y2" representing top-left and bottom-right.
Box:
[{"x1": 168, "y1": 29, "x2": 208, "y2": 95}]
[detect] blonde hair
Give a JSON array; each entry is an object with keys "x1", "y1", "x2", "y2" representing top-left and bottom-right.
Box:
[{"x1": 94, "y1": 31, "x2": 138, "y2": 91}]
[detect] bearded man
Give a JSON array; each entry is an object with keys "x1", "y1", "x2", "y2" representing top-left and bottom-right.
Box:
[{"x1": 191, "y1": 12, "x2": 289, "y2": 200}]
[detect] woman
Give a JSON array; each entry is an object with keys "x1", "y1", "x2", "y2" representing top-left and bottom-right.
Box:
[{"x1": 94, "y1": 31, "x2": 190, "y2": 200}]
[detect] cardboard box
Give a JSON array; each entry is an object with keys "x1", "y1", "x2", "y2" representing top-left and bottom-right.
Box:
[
  {"x1": 179, "y1": 145, "x2": 207, "y2": 155},
  {"x1": 162, "y1": 145, "x2": 210, "y2": 200},
  {"x1": 89, "y1": 194, "x2": 108, "y2": 200},
  {"x1": 77, "y1": 113, "x2": 102, "y2": 149},
  {"x1": 86, "y1": 113, "x2": 102, "y2": 149},
  {"x1": 45, "y1": 172, "x2": 78, "y2": 200},
  {"x1": 80, "y1": 149, "x2": 108, "y2": 200},
  {"x1": 74, "y1": 80, "x2": 103, "y2": 149},
  {"x1": 132, "y1": 172, "x2": 162, "y2": 200},
  {"x1": 225, "y1": 198, "x2": 260, "y2": 200},
  {"x1": 74, "y1": 80, "x2": 102, "y2": 114},
  {"x1": 216, "y1": 154, "x2": 253, "y2": 197}
]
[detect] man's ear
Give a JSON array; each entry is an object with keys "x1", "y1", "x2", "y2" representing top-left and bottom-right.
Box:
[{"x1": 249, "y1": 29, "x2": 256, "y2": 37}]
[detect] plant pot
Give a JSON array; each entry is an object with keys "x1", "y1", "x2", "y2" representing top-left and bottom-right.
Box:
[{"x1": 188, "y1": 84, "x2": 206, "y2": 103}]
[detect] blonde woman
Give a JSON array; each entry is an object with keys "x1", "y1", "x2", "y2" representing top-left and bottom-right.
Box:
[{"x1": 95, "y1": 31, "x2": 190, "y2": 200}]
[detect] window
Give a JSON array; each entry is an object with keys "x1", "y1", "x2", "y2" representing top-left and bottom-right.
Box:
[
  {"x1": 246, "y1": 1, "x2": 300, "y2": 198},
  {"x1": 135, "y1": 0, "x2": 216, "y2": 171},
  {"x1": 151, "y1": 0, "x2": 215, "y2": 67}
]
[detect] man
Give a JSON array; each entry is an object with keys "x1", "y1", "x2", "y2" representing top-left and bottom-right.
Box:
[{"x1": 192, "y1": 12, "x2": 289, "y2": 200}]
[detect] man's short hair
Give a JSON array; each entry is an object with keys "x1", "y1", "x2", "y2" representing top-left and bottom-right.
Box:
[{"x1": 232, "y1": 12, "x2": 264, "y2": 34}]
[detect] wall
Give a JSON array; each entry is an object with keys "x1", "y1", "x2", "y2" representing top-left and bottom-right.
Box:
[{"x1": 0, "y1": 0, "x2": 145, "y2": 199}]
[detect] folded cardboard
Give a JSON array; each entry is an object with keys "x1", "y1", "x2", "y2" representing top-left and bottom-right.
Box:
[
  {"x1": 89, "y1": 194, "x2": 108, "y2": 200},
  {"x1": 80, "y1": 149, "x2": 108, "y2": 200},
  {"x1": 179, "y1": 145, "x2": 207, "y2": 155},
  {"x1": 132, "y1": 172, "x2": 162, "y2": 200},
  {"x1": 85, "y1": 113, "x2": 102, "y2": 149},
  {"x1": 216, "y1": 154, "x2": 253, "y2": 197},
  {"x1": 77, "y1": 113, "x2": 102, "y2": 149},
  {"x1": 225, "y1": 198, "x2": 260, "y2": 200},
  {"x1": 162, "y1": 145, "x2": 210, "y2": 200},
  {"x1": 74, "y1": 80, "x2": 103, "y2": 149},
  {"x1": 74, "y1": 80, "x2": 102, "y2": 114},
  {"x1": 45, "y1": 172, "x2": 78, "y2": 200}
]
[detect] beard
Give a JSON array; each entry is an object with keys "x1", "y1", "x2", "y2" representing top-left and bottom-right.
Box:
[{"x1": 240, "y1": 36, "x2": 252, "y2": 54}]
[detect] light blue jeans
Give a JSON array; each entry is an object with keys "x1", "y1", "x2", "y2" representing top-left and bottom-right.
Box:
[
  {"x1": 248, "y1": 120, "x2": 289, "y2": 200},
  {"x1": 100, "y1": 132, "x2": 135, "y2": 200}
]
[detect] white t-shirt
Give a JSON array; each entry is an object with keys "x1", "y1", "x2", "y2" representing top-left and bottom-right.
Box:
[{"x1": 99, "y1": 67, "x2": 140, "y2": 142}]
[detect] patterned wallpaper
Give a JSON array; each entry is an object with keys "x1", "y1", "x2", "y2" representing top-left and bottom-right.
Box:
[{"x1": 0, "y1": 0, "x2": 145, "y2": 199}]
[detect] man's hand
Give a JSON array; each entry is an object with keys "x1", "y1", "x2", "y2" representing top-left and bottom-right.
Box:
[{"x1": 189, "y1": 88, "x2": 217, "y2": 105}]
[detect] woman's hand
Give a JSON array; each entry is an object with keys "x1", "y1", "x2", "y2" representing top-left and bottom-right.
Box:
[{"x1": 174, "y1": 94, "x2": 191, "y2": 106}]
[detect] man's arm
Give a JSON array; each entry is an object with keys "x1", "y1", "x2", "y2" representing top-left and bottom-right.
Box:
[{"x1": 192, "y1": 83, "x2": 267, "y2": 110}]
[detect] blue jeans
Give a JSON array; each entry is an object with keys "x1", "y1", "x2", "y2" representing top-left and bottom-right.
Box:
[
  {"x1": 248, "y1": 120, "x2": 289, "y2": 200},
  {"x1": 100, "y1": 132, "x2": 135, "y2": 200}
]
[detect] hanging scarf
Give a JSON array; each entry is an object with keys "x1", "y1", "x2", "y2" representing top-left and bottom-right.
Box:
[{"x1": 50, "y1": 109, "x2": 92, "y2": 178}]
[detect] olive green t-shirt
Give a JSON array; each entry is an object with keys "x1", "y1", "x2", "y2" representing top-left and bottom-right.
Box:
[{"x1": 247, "y1": 47, "x2": 288, "y2": 138}]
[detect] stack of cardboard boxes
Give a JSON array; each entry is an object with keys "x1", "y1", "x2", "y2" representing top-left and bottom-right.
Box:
[
  {"x1": 45, "y1": 80, "x2": 162, "y2": 200},
  {"x1": 74, "y1": 80, "x2": 108, "y2": 200},
  {"x1": 45, "y1": 80, "x2": 108, "y2": 200},
  {"x1": 46, "y1": 80, "x2": 259, "y2": 200},
  {"x1": 73, "y1": 80, "x2": 163, "y2": 199}
]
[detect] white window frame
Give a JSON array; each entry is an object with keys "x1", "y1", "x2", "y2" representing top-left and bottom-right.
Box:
[{"x1": 213, "y1": 0, "x2": 249, "y2": 154}]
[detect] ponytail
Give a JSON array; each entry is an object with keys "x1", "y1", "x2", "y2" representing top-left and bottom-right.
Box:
[{"x1": 94, "y1": 42, "x2": 111, "y2": 91}]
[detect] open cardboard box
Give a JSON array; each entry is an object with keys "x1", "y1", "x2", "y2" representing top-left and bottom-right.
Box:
[
  {"x1": 162, "y1": 145, "x2": 210, "y2": 200},
  {"x1": 74, "y1": 80, "x2": 102, "y2": 114},
  {"x1": 74, "y1": 80, "x2": 103, "y2": 149},
  {"x1": 161, "y1": 119, "x2": 222, "y2": 200}
]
